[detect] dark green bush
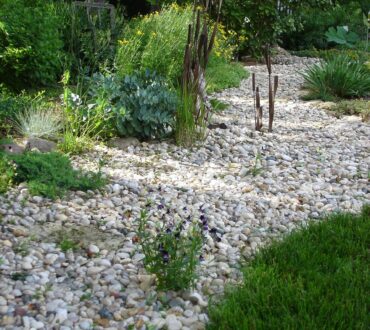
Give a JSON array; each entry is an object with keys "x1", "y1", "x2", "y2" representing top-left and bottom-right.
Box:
[
  {"x1": 55, "y1": 1, "x2": 124, "y2": 81},
  {"x1": 302, "y1": 55, "x2": 370, "y2": 101},
  {"x1": 9, "y1": 152, "x2": 106, "y2": 199},
  {"x1": 281, "y1": 3, "x2": 366, "y2": 50},
  {"x1": 0, "y1": 0, "x2": 64, "y2": 88}
]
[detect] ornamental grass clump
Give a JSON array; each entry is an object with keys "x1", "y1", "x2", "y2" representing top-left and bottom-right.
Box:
[
  {"x1": 14, "y1": 106, "x2": 62, "y2": 139},
  {"x1": 137, "y1": 206, "x2": 205, "y2": 291},
  {"x1": 301, "y1": 54, "x2": 370, "y2": 101}
]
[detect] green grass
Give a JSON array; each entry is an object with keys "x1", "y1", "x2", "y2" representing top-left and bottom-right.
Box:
[
  {"x1": 206, "y1": 58, "x2": 249, "y2": 93},
  {"x1": 207, "y1": 206, "x2": 370, "y2": 330}
]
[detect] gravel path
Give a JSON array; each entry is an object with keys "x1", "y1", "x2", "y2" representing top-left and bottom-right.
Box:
[{"x1": 1, "y1": 60, "x2": 369, "y2": 330}]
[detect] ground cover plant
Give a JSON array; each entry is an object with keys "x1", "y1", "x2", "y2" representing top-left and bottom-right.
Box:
[
  {"x1": 207, "y1": 206, "x2": 370, "y2": 329},
  {"x1": 331, "y1": 99, "x2": 370, "y2": 121},
  {"x1": 5, "y1": 152, "x2": 106, "y2": 199},
  {"x1": 301, "y1": 54, "x2": 370, "y2": 101},
  {"x1": 206, "y1": 57, "x2": 249, "y2": 93}
]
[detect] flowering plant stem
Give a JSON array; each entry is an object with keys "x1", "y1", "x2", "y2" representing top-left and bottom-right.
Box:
[{"x1": 137, "y1": 209, "x2": 203, "y2": 291}]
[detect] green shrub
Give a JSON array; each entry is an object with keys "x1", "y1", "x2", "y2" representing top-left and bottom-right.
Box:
[
  {"x1": 281, "y1": 3, "x2": 366, "y2": 50},
  {"x1": 0, "y1": 154, "x2": 15, "y2": 194},
  {"x1": 116, "y1": 70, "x2": 177, "y2": 139},
  {"x1": 59, "y1": 71, "x2": 111, "y2": 154},
  {"x1": 55, "y1": 1, "x2": 124, "y2": 81},
  {"x1": 10, "y1": 152, "x2": 106, "y2": 199},
  {"x1": 0, "y1": 0, "x2": 64, "y2": 87},
  {"x1": 116, "y1": 4, "x2": 191, "y2": 83},
  {"x1": 207, "y1": 207, "x2": 370, "y2": 329},
  {"x1": 302, "y1": 55, "x2": 370, "y2": 101},
  {"x1": 116, "y1": 4, "x2": 236, "y2": 84},
  {"x1": 137, "y1": 208, "x2": 203, "y2": 291}
]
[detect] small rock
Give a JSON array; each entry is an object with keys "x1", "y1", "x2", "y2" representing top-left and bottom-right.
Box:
[
  {"x1": 166, "y1": 315, "x2": 182, "y2": 330},
  {"x1": 189, "y1": 292, "x2": 208, "y2": 307},
  {"x1": 0, "y1": 142, "x2": 25, "y2": 154},
  {"x1": 88, "y1": 245, "x2": 100, "y2": 254},
  {"x1": 87, "y1": 266, "x2": 105, "y2": 276},
  {"x1": 25, "y1": 138, "x2": 56, "y2": 153}
]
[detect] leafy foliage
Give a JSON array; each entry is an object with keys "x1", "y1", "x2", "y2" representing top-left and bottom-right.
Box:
[
  {"x1": 59, "y1": 71, "x2": 112, "y2": 154},
  {"x1": 281, "y1": 2, "x2": 366, "y2": 50},
  {"x1": 10, "y1": 152, "x2": 106, "y2": 199},
  {"x1": 55, "y1": 1, "x2": 124, "y2": 81},
  {"x1": 206, "y1": 57, "x2": 249, "y2": 93},
  {"x1": 116, "y1": 4, "x2": 237, "y2": 84},
  {"x1": 0, "y1": 0, "x2": 64, "y2": 87},
  {"x1": 302, "y1": 55, "x2": 370, "y2": 100},
  {"x1": 208, "y1": 207, "x2": 370, "y2": 329},
  {"x1": 0, "y1": 154, "x2": 15, "y2": 194},
  {"x1": 137, "y1": 209, "x2": 203, "y2": 291},
  {"x1": 117, "y1": 71, "x2": 177, "y2": 139},
  {"x1": 0, "y1": 87, "x2": 42, "y2": 137},
  {"x1": 325, "y1": 26, "x2": 360, "y2": 48}
]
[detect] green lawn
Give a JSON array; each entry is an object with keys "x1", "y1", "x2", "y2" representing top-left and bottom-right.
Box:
[{"x1": 207, "y1": 206, "x2": 370, "y2": 330}]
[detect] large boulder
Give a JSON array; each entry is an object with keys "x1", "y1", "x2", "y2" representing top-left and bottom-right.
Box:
[
  {"x1": 25, "y1": 138, "x2": 56, "y2": 153},
  {"x1": 108, "y1": 137, "x2": 140, "y2": 150},
  {"x1": 0, "y1": 142, "x2": 25, "y2": 154}
]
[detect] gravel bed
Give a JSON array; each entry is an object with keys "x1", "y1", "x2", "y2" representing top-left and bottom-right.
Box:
[{"x1": 0, "y1": 59, "x2": 369, "y2": 330}]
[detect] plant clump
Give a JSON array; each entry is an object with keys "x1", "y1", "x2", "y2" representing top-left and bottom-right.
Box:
[
  {"x1": 8, "y1": 152, "x2": 106, "y2": 199},
  {"x1": 302, "y1": 54, "x2": 370, "y2": 101},
  {"x1": 136, "y1": 203, "x2": 209, "y2": 291}
]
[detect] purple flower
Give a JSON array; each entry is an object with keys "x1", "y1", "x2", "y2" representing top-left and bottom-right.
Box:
[
  {"x1": 158, "y1": 204, "x2": 164, "y2": 210},
  {"x1": 162, "y1": 251, "x2": 169, "y2": 263},
  {"x1": 200, "y1": 214, "x2": 207, "y2": 222},
  {"x1": 209, "y1": 228, "x2": 217, "y2": 234},
  {"x1": 203, "y1": 224, "x2": 209, "y2": 231}
]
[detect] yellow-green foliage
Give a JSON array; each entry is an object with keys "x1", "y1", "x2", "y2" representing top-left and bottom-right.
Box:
[
  {"x1": 115, "y1": 4, "x2": 236, "y2": 83},
  {"x1": 331, "y1": 99, "x2": 370, "y2": 121}
]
